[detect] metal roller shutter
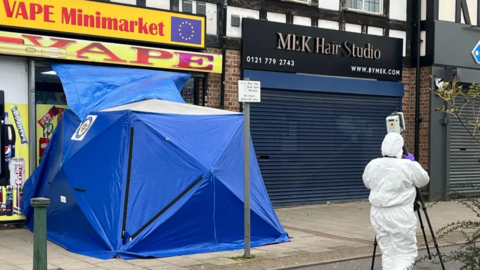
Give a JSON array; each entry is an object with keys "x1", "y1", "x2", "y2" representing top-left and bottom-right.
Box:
[
  {"x1": 250, "y1": 88, "x2": 402, "y2": 206},
  {"x1": 449, "y1": 97, "x2": 480, "y2": 195}
]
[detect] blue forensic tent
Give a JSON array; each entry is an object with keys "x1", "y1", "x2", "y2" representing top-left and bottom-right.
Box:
[
  {"x1": 21, "y1": 99, "x2": 289, "y2": 259},
  {"x1": 50, "y1": 63, "x2": 190, "y2": 119}
]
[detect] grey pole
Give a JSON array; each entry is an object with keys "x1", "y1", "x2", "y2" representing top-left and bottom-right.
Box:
[
  {"x1": 243, "y1": 101, "x2": 251, "y2": 259},
  {"x1": 28, "y1": 59, "x2": 36, "y2": 174}
]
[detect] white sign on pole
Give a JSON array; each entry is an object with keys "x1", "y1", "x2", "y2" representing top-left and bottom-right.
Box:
[{"x1": 238, "y1": 80, "x2": 261, "y2": 103}]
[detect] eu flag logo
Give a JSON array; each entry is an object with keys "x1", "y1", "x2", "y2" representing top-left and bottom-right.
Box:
[{"x1": 171, "y1": 17, "x2": 202, "y2": 45}]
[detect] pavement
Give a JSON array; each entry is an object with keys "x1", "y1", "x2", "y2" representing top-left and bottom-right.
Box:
[
  {"x1": 0, "y1": 200, "x2": 477, "y2": 270},
  {"x1": 299, "y1": 245, "x2": 462, "y2": 269}
]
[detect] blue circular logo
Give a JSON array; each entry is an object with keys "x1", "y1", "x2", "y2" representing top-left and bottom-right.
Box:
[{"x1": 74, "y1": 116, "x2": 94, "y2": 139}]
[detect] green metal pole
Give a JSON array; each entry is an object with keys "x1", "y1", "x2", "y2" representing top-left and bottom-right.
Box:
[{"x1": 31, "y1": 197, "x2": 50, "y2": 270}]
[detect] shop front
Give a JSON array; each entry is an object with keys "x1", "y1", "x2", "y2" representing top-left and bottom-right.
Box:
[
  {"x1": 429, "y1": 21, "x2": 480, "y2": 199},
  {"x1": 0, "y1": 0, "x2": 222, "y2": 223},
  {"x1": 241, "y1": 19, "x2": 404, "y2": 206}
]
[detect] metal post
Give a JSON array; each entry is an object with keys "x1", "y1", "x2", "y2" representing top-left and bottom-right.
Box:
[
  {"x1": 28, "y1": 59, "x2": 36, "y2": 173},
  {"x1": 31, "y1": 197, "x2": 50, "y2": 270},
  {"x1": 219, "y1": 0, "x2": 227, "y2": 110},
  {"x1": 243, "y1": 102, "x2": 251, "y2": 259},
  {"x1": 414, "y1": 0, "x2": 421, "y2": 159}
]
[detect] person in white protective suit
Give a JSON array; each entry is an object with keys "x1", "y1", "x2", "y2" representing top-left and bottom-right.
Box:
[{"x1": 363, "y1": 132, "x2": 430, "y2": 270}]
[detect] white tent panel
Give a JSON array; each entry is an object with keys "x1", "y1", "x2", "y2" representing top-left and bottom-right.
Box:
[{"x1": 101, "y1": 99, "x2": 240, "y2": 115}]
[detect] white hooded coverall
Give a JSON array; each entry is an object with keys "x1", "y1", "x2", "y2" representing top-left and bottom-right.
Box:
[{"x1": 363, "y1": 133, "x2": 430, "y2": 270}]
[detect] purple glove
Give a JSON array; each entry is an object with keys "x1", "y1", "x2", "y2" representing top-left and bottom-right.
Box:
[{"x1": 403, "y1": 153, "x2": 415, "y2": 161}]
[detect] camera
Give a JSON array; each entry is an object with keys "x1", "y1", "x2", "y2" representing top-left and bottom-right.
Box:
[{"x1": 386, "y1": 111, "x2": 405, "y2": 135}]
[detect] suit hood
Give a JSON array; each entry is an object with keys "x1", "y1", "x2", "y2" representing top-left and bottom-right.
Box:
[{"x1": 381, "y1": 132, "x2": 404, "y2": 158}]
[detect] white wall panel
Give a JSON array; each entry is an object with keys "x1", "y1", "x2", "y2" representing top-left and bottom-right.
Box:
[
  {"x1": 293, "y1": 16, "x2": 311, "y2": 26},
  {"x1": 421, "y1": 0, "x2": 427, "y2": 20},
  {"x1": 146, "y1": 0, "x2": 170, "y2": 10},
  {"x1": 420, "y1": 31, "x2": 426, "y2": 56},
  {"x1": 389, "y1": 30, "x2": 406, "y2": 57},
  {"x1": 0, "y1": 56, "x2": 28, "y2": 104},
  {"x1": 439, "y1": 0, "x2": 456, "y2": 22},
  {"x1": 368, "y1": 26, "x2": 383, "y2": 36},
  {"x1": 389, "y1": 0, "x2": 407, "y2": 21},
  {"x1": 318, "y1": 20, "x2": 339, "y2": 30},
  {"x1": 206, "y1": 3, "x2": 218, "y2": 35},
  {"x1": 464, "y1": 0, "x2": 477, "y2": 25},
  {"x1": 226, "y1": 7, "x2": 259, "y2": 38},
  {"x1": 345, "y1": 23, "x2": 362, "y2": 33},
  {"x1": 267, "y1": 12, "x2": 286, "y2": 23},
  {"x1": 319, "y1": 0, "x2": 340, "y2": 10}
]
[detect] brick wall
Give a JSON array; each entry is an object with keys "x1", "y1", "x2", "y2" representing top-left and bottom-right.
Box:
[
  {"x1": 204, "y1": 48, "x2": 241, "y2": 112},
  {"x1": 402, "y1": 67, "x2": 431, "y2": 171},
  {"x1": 204, "y1": 48, "x2": 221, "y2": 109}
]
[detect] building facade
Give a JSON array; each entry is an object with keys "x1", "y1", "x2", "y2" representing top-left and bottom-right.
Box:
[
  {"x1": 422, "y1": 0, "x2": 480, "y2": 200},
  {"x1": 218, "y1": 0, "x2": 416, "y2": 206},
  {"x1": 0, "y1": 0, "x2": 429, "y2": 210}
]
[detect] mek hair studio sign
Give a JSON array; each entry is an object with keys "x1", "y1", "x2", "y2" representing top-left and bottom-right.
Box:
[{"x1": 242, "y1": 19, "x2": 403, "y2": 81}]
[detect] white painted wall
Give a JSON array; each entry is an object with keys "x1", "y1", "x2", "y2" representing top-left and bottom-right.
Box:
[
  {"x1": 110, "y1": 0, "x2": 136, "y2": 5},
  {"x1": 368, "y1": 26, "x2": 383, "y2": 36},
  {"x1": 389, "y1": 0, "x2": 407, "y2": 21},
  {"x1": 420, "y1": 31, "x2": 426, "y2": 56},
  {"x1": 421, "y1": 0, "x2": 427, "y2": 20},
  {"x1": 463, "y1": 0, "x2": 477, "y2": 25},
  {"x1": 0, "y1": 56, "x2": 28, "y2": 104},
  {"x1": 439, "y1": 0, "x2": 456, "y2": 22},
  {"x1": 146, "y1": 0, "x2": 170, "y2": 10},
  {"x1": 226, "y1": 7, "x2": 259, "y2": 38},
  {"x1": 436, "y1": 0, "x2": 477, "y2": 24},
  {"x1": 205, "y1": 3, "x2": 218, "y2": 35},
  {"x1": 318, "y1": 20, "x2": 339, "y2": 30},
  {"x1": 345, "y1": 23, "x2": 362, "y2": 33},
  {"x1": 389, "y1": 30, "x2": 406, "y2": 57},
  {"x1": 267, "y1": 12, "x2": 286, "y2": 23},
  {"x1": 319, "y1": 0, "x2": 339, "y2": 10},
  {"x1": 293, "y1": 16, "x2": 311, "y2": 26}
]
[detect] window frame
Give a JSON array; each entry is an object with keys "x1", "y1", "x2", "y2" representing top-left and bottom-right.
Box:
[{"x1": 344, "y1": 0, "x2": 383, "y2": 16}]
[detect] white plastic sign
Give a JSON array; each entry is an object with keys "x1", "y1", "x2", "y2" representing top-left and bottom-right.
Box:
[{"x1": 238, "y1": 80, "x2": 261, "y2": 103}]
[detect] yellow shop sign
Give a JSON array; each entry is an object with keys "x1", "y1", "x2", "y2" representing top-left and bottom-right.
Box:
[
  {"x1": 0, "y1": 31, "x2": 222, "y2": 73},
  {"x1": 0, "y1": 0, "x2": 206, "y2": 48}
]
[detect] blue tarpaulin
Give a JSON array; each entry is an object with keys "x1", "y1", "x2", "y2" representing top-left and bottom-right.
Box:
[
  {"x1": 51, "y1": 64, "x2": 190, "y2": 120},
  {"x1": 22, "y1": 104, "x2": 289, "y2": 259}
]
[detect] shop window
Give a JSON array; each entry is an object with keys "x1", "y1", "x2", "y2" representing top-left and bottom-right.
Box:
[
  {"x1": 346, "y1": 0, "x2": 382, "y2": 14},
  {"x1": 35, "y1": 63, "x2": 66, "y2": 106}
]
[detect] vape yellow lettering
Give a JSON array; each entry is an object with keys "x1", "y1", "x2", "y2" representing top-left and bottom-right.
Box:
[{"x1": 10, "y1": 105, "x2": 28, "y2": 145}]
